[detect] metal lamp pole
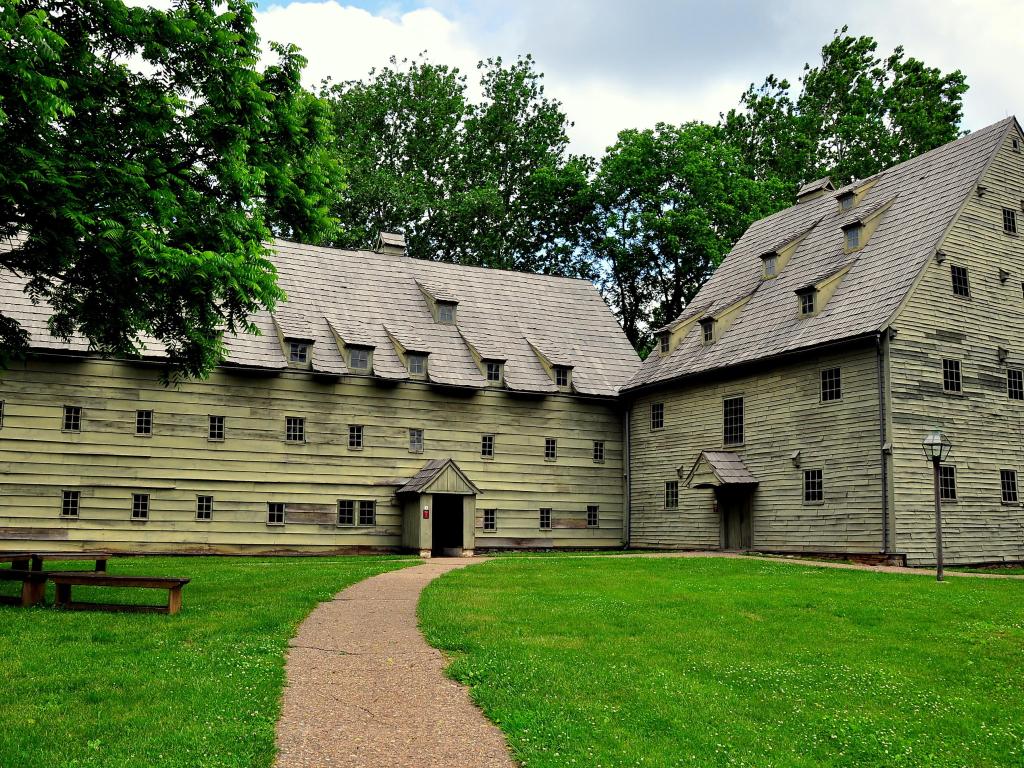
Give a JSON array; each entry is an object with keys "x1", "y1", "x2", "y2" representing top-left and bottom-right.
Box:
[
  {"x1": 922, "y1": 430, "x2": 951, "y2": 583},
  {"x1": 932, "y1": 456, "x2": 943, "y2": 582}
]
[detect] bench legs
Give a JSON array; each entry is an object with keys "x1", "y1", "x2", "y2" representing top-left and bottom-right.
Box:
[
  {"x1": 53, "y1": 582, "x2": 183, "y2": 614},
  {"x1": 167, "y1": 586, "x2": 182, "y2": 615},
  {"x1": 54, "y1": 582, "x2": 71, "y2": 609},
  {"x1": 21, "y1": 579, "x2": 46, "y2": 607}
]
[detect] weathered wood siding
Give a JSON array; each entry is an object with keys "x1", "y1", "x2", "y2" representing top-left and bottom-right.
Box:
[
  {"x1": 0, "y1": 357, "x2": 624, "y2": 553},
  {"x1": 889, "y1": 125, "x2": 1024, "y2": 565},
  {"x1": 628, "y1": 343, "x2": 885, "y2": 553}
]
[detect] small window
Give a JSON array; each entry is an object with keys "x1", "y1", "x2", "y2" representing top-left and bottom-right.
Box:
[
  {"x1": 349, "y1": 347, "x2": 370, "y2": 371},
  {"x1": 209, "y1": 415, "x2": 225, "y2": 441},
  {"x1": 1009, "y1": 369, "x2": 1024, "y2": 400},
  {"x1": 544, "y1": 438, "x2": 557, "y2": 461},
  {"x1": 762, "y1": 254, "x2": 777, "y2": 278},
  {"x1": 409, "y1": 428, "x2": 424, "y2": 453},
  {"x1": 196, "y1": 495, "x2": 213, "y2": 521},
  {"x1": 838, "y1": 192, "x2": 855, "y2": 211},
  {"x1": 485, "y1": 361, "x2": 502, "y2": 382},
  {"x1": 951, "y1": 265, "x2": 971, "y2": 298},
  {"x1": 942, "y1": 359, "x2": 962, "y2": 393},
  {"x1": 359, "y1": 500, "x2": 376, "y2": 526},
  {"x1": 800, "y1": 291, "x2": 815, "y2": 316},
  {"x1": 723, "y1": 397, "x2": 744, "y2": 446},
  {"x1": 481, "y1": 434, "x2": 495, "y2": 459},
  {"x1": 820, "y1": 367, "x2": 842, "y2": 402},
  {"x1": 1012, "y1": 137, "x2": 1021, "y2": 153},
  {"x1": 586, "y1": 505, "x2": 599, "y2": 528},
  {"x1": 939, "y1": 465, "x2": 957, "y2": 501},
  {"x1": 437, "y1": 303, "x2": 456, "y2": 324},
  {"x1": 408, "y1": 354, "x2": 427, "y2": 375},
  {"x1": 665, "y1": 481, "x2": 679, "y2": 509},
  {"x1": 701, "y1": 319, "x2": 714, "y2": 345},
  {"x1": 63, "y1": 405, "x2": 82, "y2": 432},
  {"x1": 337, "y1": 500, "x2": 355, "y2": 526},
  {"x1": 135, "y1": 409, "x2": 153, "y2": 436},
  {"x1": 659, "y1": 333, "x2": 670, "y2": 354},
  {"x1": 593, "y1": 440, "x2": 605, "y2": 463},
  {"x1": 61, "y1": 490, "x2": 80, "y2": 518},
  {"x1": 554, "y1": 366, "x2": 571, "y2": 388},
  {"x1": 132, "y1": 493, "x2": 150, "y2": 520},
  {"x1": 539, "y1": 508, "x2": 552, "y2": 530},
  {"x1": 483, "y1": 508, "x2": 497, "y2": 532},
  {"x1": 1000, "y1": 469, "x2": 1019, "y2": 504},
  {"x1": 288, "y1": 341, "x2": 309, "y2": 364},
  {"x1": 651, "y1": 402, "x2": 665, "y2": 430},
  {"x1": 1003, "y1": 208, "x2": 1018, "y2": 234},
  {"x1": 0, "y1": 400, "x2": 4, "y2": 429},
  {"x1": 286, "y1": 416, "x2": 305, "y2": 443},
  {"x1": 845, "y1": 225, "x2": 862, "y2": 250},
  {"x1": 267, "y1": 502, "x2": 285, "y2": 526},
  {"x1": 348, "y1": 425, "x2": 363, "y2": 449},
  {"x1": 803, "y1": 469, "x2": 824, "y2": 503}
]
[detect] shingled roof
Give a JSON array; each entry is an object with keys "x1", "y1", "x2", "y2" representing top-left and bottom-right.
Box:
[
  {"x1": 0, "y1": 237, "x2": 640, "y2": 397},
  {"x1": 626, "y1": 117, "x2": 1019, "y2": 392}
]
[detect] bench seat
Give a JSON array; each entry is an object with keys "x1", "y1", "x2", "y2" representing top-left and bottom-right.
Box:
[{"x1": 50, "y1": 573, "x2": 190, "y2": 615}]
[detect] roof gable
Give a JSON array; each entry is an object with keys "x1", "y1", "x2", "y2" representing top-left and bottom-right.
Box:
[{"x1": 397, "y1": 459, "x2": 479, "y2": 495}]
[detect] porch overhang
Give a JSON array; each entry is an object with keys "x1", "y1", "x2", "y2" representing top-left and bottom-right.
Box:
[
  {"x1": 396, "y1": 458, "x2": 480, "y2": 496},
  {"x1": 681, "y1": 451, "x2": 758, "y2": 489}
]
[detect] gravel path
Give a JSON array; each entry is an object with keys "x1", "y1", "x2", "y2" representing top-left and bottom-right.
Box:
[{"x1": 275, "y1": 558, "x2": 515, "y2": 768}]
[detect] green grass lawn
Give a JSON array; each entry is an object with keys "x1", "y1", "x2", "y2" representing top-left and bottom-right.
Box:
[
  {"x1": 950, "y1": 565, "x2": 1024, "y2": 576},
  {"x1": 419, "y1": 557, "x2": 1024, "y2": 768},
  {"x1": 0, "y1": 555, "x2": 415, "y2": 768}
]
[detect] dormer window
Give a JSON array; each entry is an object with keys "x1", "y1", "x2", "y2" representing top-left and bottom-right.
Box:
[
  {"x1": 844, "y1": 224, "x2": 862, "y2": 251},
  {"x1": 485, "y1": 360, "x2": 503, "y2": 383},
  {"x1": 799, "y1": 289, "x2": 816, "y2": 316},
  {"x1": 437, "y1": 302, "x2": 457, "y2": 324},
  {"x1": 554, "y1": 365, "x2": 571, "y2": 388},
  {"x1": 288, "y1": 341, "x2": 309, "y2": 363},
  {"x1": 408, "y1": 353, "x2": 427, "y2": 376},
  {"x1": 700, "y1": 318, "x2": 714, "y2": 345},
  {"x1": 837, "y1": 192, "x2": 855, "y2": 211},
  {"x1": 348, "y1": 347, "x2": 371, "y2": 371},
  {"x1": 762, "y1": 253, "x2": 777, "y2": 279},
  {"x1": 658, "y1": 332, "x2": 670, "y2": 355}
]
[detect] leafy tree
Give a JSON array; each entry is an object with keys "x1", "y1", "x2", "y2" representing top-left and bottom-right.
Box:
[
  {"x1": 723, "y1": 26, "x2": 968, "y2": 189},
  {"x1": 323, "y1": 55, "x2": 593, "y2": 276},
  {"x1": 586, "y1": 122, "x2": 785, "y2": 350},
  {"x1": 0, "y1": 0, "x2": 345, "y2": 379}
]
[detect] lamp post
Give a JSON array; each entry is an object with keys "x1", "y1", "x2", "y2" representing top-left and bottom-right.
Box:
[{"x1": 921, "y1": 430, "x2": 953, "y2": 582}]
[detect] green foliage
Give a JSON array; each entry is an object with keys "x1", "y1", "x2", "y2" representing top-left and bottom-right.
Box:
[
  {"x1": 421, "y1": 556, "x2": 1024, "y2": 768},
  {"x1": 0, "y1": 0, "x2": 345, "y2": 380},
  {"x1": 586, "y1": 122, "x2": 785, "y2": 347},
  {"x1": 723, "y1": 26, "x2": 968, "y2": 189},
  {"x1": 323, "y1": 55, "x2": 593, "y2": 276},
  {"x1": 0, "y1": 555, "x2": 414, "y2": 767}
]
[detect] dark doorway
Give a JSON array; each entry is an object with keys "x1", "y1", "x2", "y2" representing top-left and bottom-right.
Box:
[
  {"x1": 717, "y1": 488, "x2": 752, "y2": 550},
  {"x1": 432, "y1": 494, "x2": 464, "y2": 556}
]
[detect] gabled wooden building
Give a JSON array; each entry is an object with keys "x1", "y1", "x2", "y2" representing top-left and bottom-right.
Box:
[{"x1": 624, "y1": 117, "x2": 1024, "y2": 565}]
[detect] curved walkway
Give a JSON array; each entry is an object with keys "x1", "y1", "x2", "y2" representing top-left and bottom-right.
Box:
[{"x1": 275, "y1": 558, "x2": 515, "y2": 768}]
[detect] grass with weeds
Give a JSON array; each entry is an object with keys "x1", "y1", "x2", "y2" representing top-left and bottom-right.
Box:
[
  {"x1": 0, "y1": 555, "x2": 415, "y2": 768},
  {"x1": 420, "y1": 556, "x2": 1024, "y2": 768}
]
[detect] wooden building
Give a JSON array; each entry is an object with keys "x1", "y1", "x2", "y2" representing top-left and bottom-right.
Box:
[
  {"x1": 0, "y1": 235, "x2": 640, "y2": 555},
  {"x1": 624, "y1": 117, "x2": 1024, "y2": 565}
]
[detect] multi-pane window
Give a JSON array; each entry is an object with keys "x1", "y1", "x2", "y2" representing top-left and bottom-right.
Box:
[
  {"x1": 486, "y1": 361, "x2": 502, "y2": 382},
  {"x1": 63, "y1": 405, "x2": 82, "y2": 432},
  {"x1": 1000, "y1": 470, "x2": 1019, "y2": 504},
  {"x1": 544, "y1": 438, "x2": 557, "y2": 460},
  {"x1": 593, "y1": 440, "x2": 605, "y2": 463},
  {"x1": 437, "y1": 303, "x2": 456, "y2": 324},
  {"x1": 286, "y1": 416, "x2": 305, "y2": 442},
  {"x1": 408, "y1": 354, "x2": 427, "y2": 375},
  {"x1": 131, "y1": 493, "x2": 150, "y2": 520},
  {"x1": 1003, "y1": 207, "x2": 1018, "y2": 234},
  {"x1": 539, "y1": 508, "x2": 552, "y2": 530},
  {"x1": 942, "y1": 359, "x2": 962, "y2": 393},
  {"x1": 209, "y1": 415, "x2": 225, "y2": 440},
  {"x1": 660, "y1": 333, "x2": 670, "y2": 353},
  {"x1": 665, "y1": 481, "x2": 679, "y2": 509},
  {"x1": 800, "y1": 291, "x2": 815, "y2": 316},
  {"x1": 845, "y1": 225, "x2": 861, "y2": 250},
  {"x1": 288, "y1": 341, "x2": 309, "y2": 363},
  {"x1": 1008, "y1": 369, "x2": 1024, "y2": 400},
  {"x1": 196, "y1": 495, "x2": 213, "y2": 521},
  {"x1": 803, "y1": 469, "x2": 824, "y2": 503},
  {"x1": 651, "y1": 402, "x2": 665, "y2": 430},
  {"x1": 349, "y1": 424, "x2": 364, "y2": 449},
  {"x1": 554, "y1": 366, "x2": 570, "y2": 388},
  {"x1": 723, "y1": 397, "x2": 744, "y2": 446},
  {"x1": 821, "y1": 367, "x2": 842, "y2": 402},
  {"x1": 136, "y1": 409, "x2": 153, "y2": 435},
  {"x1": 838, "y1": 192, "x2": 854, "y2": 211},
  {"x1": 763, "y1": 254, "x2": 777, "y2": 278},
  {"x1": 349, "y1": 347, "x2": 370, "y2": 370},
  {"x1": 0, "y1": 400, "x2": 4, "y2": 429},
  {"x1": 337, "y1": 500, "x2": 355, "y2": 526},
  {"x1": 267, "y1": 502, "x2": 285, "y2": 525},
  {"x1": 61, "y1": 490, "x2": 80, "y2": 518},
  {"x1": 483, "y1": 508, "x2": 497, "y2": 532},
  {"x1": 409, "y1": 428, "x2": 424, "y2": 453},
  {"x1": 586, "y1": 505, "x2": 599, "y2": 528},
  {"x1": 939, "y1": 465, "x2": 957, "y2": 501},
  {"x1": 359, "y1": 500, "x2": 376, "y2": 526},
  {"x1": 951, "y1": 265, "x2": 971, "y2": 297},
  {"x1": 481, "y1": 434, "x2": 495, "y2": 458},
  {"x1": 701, "y1": 320, "x2": 714, "y2": 345}
]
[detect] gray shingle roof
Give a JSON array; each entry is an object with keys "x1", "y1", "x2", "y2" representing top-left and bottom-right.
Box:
[
  {"x1": 684, "y1": 450, "x2": 758, "y2": 487},
  {"x1": 396, "y1": 458, "x2": 480, "y2": 495},
  {"x1": 0, "y1": 238, "x2": 640, "y2": 397},
  {"x1": 627, "y1": 117, "x2": 1017, "y2": 392}
]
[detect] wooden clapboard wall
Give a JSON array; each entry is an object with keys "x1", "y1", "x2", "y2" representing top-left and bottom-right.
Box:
[
  {"x1": 888, "y1": 125, "x2": 1024, "y2": 565},
  {"x1": 0, "y1": 356, "x2": 625, "y2": 553}
]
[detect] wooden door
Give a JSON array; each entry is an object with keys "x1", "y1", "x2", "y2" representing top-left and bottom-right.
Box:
[{"x1": 718, "y1": 490, "x2": 752, "y2": 550}]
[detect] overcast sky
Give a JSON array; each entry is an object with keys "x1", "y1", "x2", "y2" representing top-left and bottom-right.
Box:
[{"x1": 234, "y1": 1, "x2": 1019, "y2": 156}]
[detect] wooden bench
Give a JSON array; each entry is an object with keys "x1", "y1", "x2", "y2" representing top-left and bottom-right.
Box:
[
  {"x1": 51, "y1": 573, "x2": 190, "y2": 615},
  {"x1": 0, "y1": 568, "x2": 49, "y2": 607}
]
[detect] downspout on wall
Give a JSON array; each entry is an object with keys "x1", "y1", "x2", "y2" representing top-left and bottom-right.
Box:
[
  {"x1": 623, "y1": 405, "x2": 631, "y2": 548},
  {"x1": 876, "y1": 332, "x2": 891, "y2": 554}
]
